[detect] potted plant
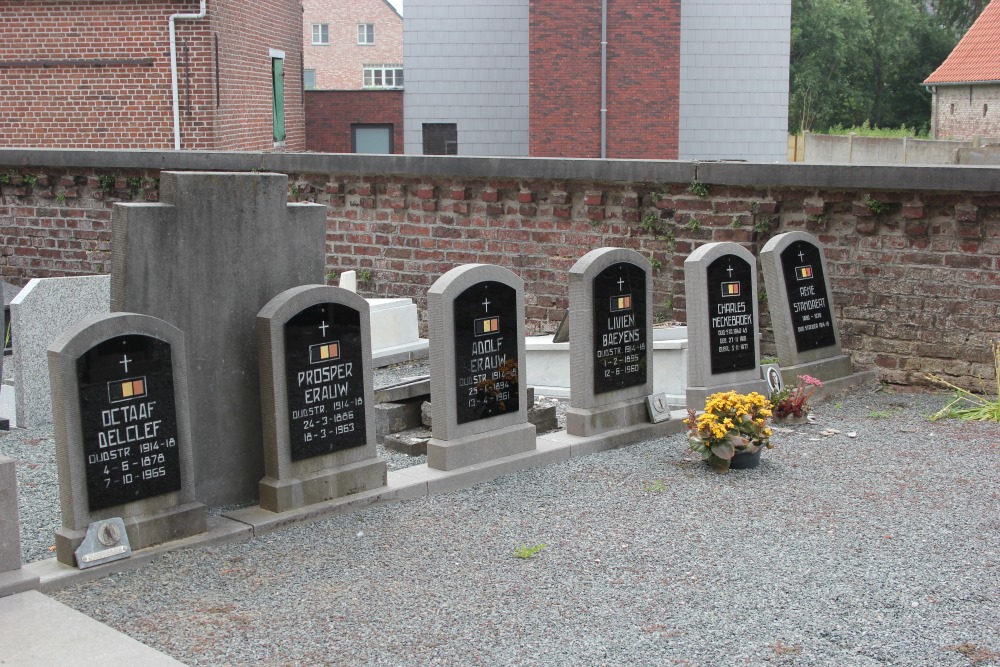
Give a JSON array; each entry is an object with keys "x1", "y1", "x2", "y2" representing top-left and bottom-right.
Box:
[
  {"x1": 770, "y1": 374, "x2": 823, "y2": 422},
  {"x1": 686, "y1": 391, "x2": 773, "y2": 473}
]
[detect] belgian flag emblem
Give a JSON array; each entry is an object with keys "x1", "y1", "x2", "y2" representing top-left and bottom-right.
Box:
[
  {"x1": 108, "y1": 377, "x2": 147, "y2": 403},
  {"x1": 475, "y1": 316, "x2": 500, "y2": 337},
  {"x1": 795, "y1": 265, "x2": 814, "y2": 281},
  {"x1": 721, "y1": 282, "x2": 741, "y2": 298},
  {"x1": 309, "y1": 341, "x2": 341, "y2": 364},
  {"x1": 610, "y1": 295, "x2": 632, "y2": 312}
]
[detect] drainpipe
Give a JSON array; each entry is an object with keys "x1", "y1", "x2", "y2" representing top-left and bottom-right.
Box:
[
  {"x1": 600, "y1": 0, "x2": 607, "y2": 158},
  {"x1": 170, "y1": 0, "x2": 208, "y2": 150}
]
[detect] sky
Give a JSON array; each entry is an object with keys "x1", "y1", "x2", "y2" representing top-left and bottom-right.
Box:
[{"x1": 386, "y1": 0, "x2": 403, "y2": 14}]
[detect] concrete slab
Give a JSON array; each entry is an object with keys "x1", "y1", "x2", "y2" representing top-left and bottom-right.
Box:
[
  {"x1": 24, "y1": 515, "x2": 251, "y2": 593},
  {"x1": 0, "y1": 590, "x2": 185, "y2": 666},
  {"x1": 0, "y1": 568, "x2": 40, "y2": 598}
]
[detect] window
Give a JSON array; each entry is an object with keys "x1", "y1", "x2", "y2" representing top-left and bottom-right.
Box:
[
  {"x1": 312, "y1": 24, "x2": 329, "y2": 45},
  {"x1": 352, "y1": 124, "x2": 394, "y2": 154},
  {"x1": 271, "y1": 51, "x2": 286, "y2": 143},
  {"x1": 358, "y1": 23, "x2": 374, "y2": 44},
  {"x1": 363, "y1": 65, "x2": 403, "y2": 89},
  {"x1": 423, "y1": 123, "x2": 457, "y2": 155},
  {"x1": 304, "y1": 69, "x2": 316, "y2": 90}
]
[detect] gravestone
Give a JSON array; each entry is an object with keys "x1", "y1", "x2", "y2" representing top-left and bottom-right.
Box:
[
  {"x1": 566, "y1": 248, "x2": 654, "y2": 437},
  {"x1": 0, "y1": 456, "x2": 22, "y2": 573},
  {"x1": 685, "y1": 242, "x2": 767, "y2": 407},
  {"x1": 426, "y1": 264, "x2": 535, "y2": 470},
  {"x1": 759, "y1": 231, "x2": 853, "y2": 383},
  {"x1": 10, "y1": 276, "x2": 111, "y2": 427},
  {"x1": 48, "y1": 312, "x2": 205, "y2": 566},
  {"x1": 257, "y1": 285, "x2": 387, "y2": 512},
  {"x1": 111, "y1": 171, "x2": 326, "y2": 507}
]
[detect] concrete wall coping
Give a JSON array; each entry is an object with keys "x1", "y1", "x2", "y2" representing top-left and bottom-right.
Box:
[{"x1": 4, "y1": 149, "x2": 998, "y2": 192}]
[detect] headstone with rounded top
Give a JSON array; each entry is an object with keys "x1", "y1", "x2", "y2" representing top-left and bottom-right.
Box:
[
  {"x1": 684, "y1": 242, "x2": 768, "y2": 407},
  {"x1": 256, "y1": 285, "x2": 387, "y2": 513},
  {"x1": 425, "y1": 264, "x2": 535, "y2": 470},
  {"x1": 48, "y1": 312, "x2": 205, "y2": 566}
]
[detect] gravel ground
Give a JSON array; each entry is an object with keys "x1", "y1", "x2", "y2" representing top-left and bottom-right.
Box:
[{"x1": 3, "y1": 374, "x2": 999, "y2": 666}]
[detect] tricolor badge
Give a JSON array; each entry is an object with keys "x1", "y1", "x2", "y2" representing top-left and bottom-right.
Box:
[
  {"x1": 475, "y1": 316, "x2": 500, "y2": 337},
  {"x1": 795, "y1": 265, "x2": 814, "y2": 281},
  {"x1": 309, "y1": 341, "x2": 341, "y2": 364},
  {"x1": 108, "y1": 377, "x2": 147, "y2": 403},
  {"x1": 721, "y1": 282, "x2": 741, "y2": 298},
  {"x1": 610, "y1": 295, "x2": 632, "y2": 312}
]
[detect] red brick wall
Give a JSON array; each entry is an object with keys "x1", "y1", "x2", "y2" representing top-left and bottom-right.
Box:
[
  {"x1": 3, "y1": 156, "x2": 1000, "y2": 391},
  {"x1": 529, "y1": 0, "x2": 680, "y2": 159},
  {"x1": 0, "y1": 0, "x2": 303, "y2": 151},
  {"x1": 305, "y1": 90, "x2": 403, "y2": 153}
]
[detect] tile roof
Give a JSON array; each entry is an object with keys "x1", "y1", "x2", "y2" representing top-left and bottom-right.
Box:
[{"x1": 925, "y1": 1, "x2": 1000, "y2": 84}]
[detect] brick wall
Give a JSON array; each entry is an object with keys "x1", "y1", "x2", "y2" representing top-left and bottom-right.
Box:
[
  {"x1": 934, "y1": 85, "x2": 1000, "y2": 142},
  {"x1": 305, "y1": 91, "x2": 403, "y2": 153},
  {"x1": 529, "y1": 0, "x2": 680, "y2": 159},
  {"x1": 0, "y1": 0, "x2": 303, "y2": 151},
  {"x1": 2, "y1": 151, "x2": 999, "y2": 392},
  {"x1": 303, "y1": 0, "x2": 402, "y2": 90}
]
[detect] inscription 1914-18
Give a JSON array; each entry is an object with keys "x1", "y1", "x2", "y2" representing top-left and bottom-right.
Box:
[
  {"x1": 780, "y1": 240, "x2": 836, "y2": 352},
  {"x1": 593, "y1": 262, "x2": 647, "y2": 394},
  {"x1": 707, "y1": 254, "x2": 756, "y2": 374},
  {"x1": 284, "y1": 303, "x2": 367, "y2": 461},
  {"x1": 76, "y1": 335, "x2": 182, "y2": 512},
  {"x1": 453, "y1": 281, "x2": 519, "y2": 424}
]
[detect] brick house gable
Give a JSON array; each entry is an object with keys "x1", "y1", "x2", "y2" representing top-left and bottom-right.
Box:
[{"x1": 303, "y1": 0, "x2": 403, "y2": 90}]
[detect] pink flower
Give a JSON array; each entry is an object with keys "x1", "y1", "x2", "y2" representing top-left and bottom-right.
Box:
[{"x1": 798, "y1": 374, "x2": 823, "y2": 387}]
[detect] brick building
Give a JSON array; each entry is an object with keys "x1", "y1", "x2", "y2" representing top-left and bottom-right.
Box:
[
  {"x1": 925, "y1": 1, "x2": 1000, "y2": 142},
  {"x1": 0, "y1": 0, "x2": 304, "y2": 150},
  {"x1": 403, "y1": 0, "x2": 790, "y2": 161},
  {"x1": 303, "y1": 0, "x2": 403, "y2": 91}
]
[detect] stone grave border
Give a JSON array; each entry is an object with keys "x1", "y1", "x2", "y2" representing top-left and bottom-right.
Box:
[{"x1": 47, "y1": 313, "x2": 206, "y2": 566}]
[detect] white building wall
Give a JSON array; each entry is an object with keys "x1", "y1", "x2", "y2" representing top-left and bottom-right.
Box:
[
  {"x1": 679, "y1": 0, "x2": 791, "y2": 162},
  {"x1": 403, "y1": 0, "x2": 530, "y2": 156}
]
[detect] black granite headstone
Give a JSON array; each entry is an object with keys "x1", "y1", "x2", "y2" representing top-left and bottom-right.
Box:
[
  {"x1": 453, "y1": 280, "x2": 519, "y2": 424},
  {"x1": 780, "y1": 240, "x2": 836, "y2": 352},
  {"x1": 707, "y1": 254, "x2": 756, "y2": 374},
  {"x1": 593, "y1": 262, "x2": 647, "y2": 394},
  {"x1": 284, "y1": 303, "x2": 367, "y2": 460},
  {"x1": 76, "y1": 335, "x2": 182, "y2": 512}
]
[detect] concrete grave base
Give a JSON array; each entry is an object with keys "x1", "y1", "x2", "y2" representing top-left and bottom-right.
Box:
[
  {"x1": 0, "y1": 569, "x2": 40, "y2": 598},
  {"x1": 777, "y1": 354, "x2": 855, "y2": 387},
  {"x1": 427, "y1": 421, "x2": 537, "y2": 471},
  {"x1": 809, "y1": 368, "x2": 880, "y2": 401},
  {"x1": 259, "y1": 458, "x2": 388, "y2": 513},
  {"x1": 55, "y1": 501, "x2": 207, "y2": 567},
  {"x1": 686, "y1": 377, "x2": 770, "y2": 410},
  {"x1": 566, "y1": 397, "x2": 649, "y2": 438}
]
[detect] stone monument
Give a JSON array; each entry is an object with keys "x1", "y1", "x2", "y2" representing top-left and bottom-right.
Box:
[
  {"x1": 566, "y1": 248, "x2": 654, "y2": 437},
  {"x1": 48, "y1": 313, "x2": 205, "y2": 566},
  {"x1": 685, "y1": 242, "x2": 767, "y2": 406},
  {"x1": 426, "y1": 264, "x2": 535, "y2": 470},
  {"x1": 256, "y1": 285, "x2": 387, "y2": 512},
  {"x1": 759, "y1": 231, "x2": 853, "y2": 384},
  {"x1": 111, "y1": 171, "x2": 327, "y2": 506}
]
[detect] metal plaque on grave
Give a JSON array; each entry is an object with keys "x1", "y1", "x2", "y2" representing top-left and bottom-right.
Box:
[
  {"x1": 780, "y1": 240, "x2": 836, "y2": 353},
  {"x1": 284, "y1": 303, "x2": 367, "y2": 460},
  {"x1": 453, "y1": 281, "x2": 519, "y2": 424},
  {"x1": 593, "y1": 262, "x2": 647, "y2": 394},
  {"x1": 76, "y1": 335, "x2": 182, "y2": 512},
  {"x1": 707, "y1": 254, "x2": 756, "y2": 374}
]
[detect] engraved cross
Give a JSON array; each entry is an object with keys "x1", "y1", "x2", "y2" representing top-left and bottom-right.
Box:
[
  {"x1": 120, "y1": 355, "x2": 131, "y2": 373},
  {"x1": 482, "y1": 297, "x2": 491, "y2": 312},
  {"x1": 726, "y1": 264, "x2": 734, "y2": 277},
  {"x1": 798, "y1": 249, "x2": 806, "y2": 262},
  {"x1": 319, "y1": 321, "x2": 329, "y2": 337},
  {"x1": 617, "y1": 277, "x2": 625, "y2": 290}
]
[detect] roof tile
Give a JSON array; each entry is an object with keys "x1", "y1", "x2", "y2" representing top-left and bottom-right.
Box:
[{"x1": 925, "y1": 1, "x2": 1000, "y2": 84}]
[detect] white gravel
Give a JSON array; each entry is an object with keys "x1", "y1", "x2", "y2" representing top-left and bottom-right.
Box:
[{"x1": 2, "y1": 375, "x2": 998, "y2": 666}]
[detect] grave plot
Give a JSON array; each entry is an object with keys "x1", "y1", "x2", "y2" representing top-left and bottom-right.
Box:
[
  {"x1": 48, "y1": 313, "x2": 205, "y2": 567},
  {"x1": 684, "y1": 242, "x2": 768, "y2": 407},
  {"x1": 256, "y1": 285, "x2": 387, "y2": 513},
  {"x1": 425, "y1": 264, "x2": 535, "y2": 470}
]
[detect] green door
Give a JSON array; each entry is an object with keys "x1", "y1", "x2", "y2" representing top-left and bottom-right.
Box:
[{"x1": 272, "y1": 57, "x2": 285, "y2": 142}]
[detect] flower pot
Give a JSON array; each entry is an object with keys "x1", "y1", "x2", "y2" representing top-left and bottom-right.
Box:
[
  {"x1": 728, "y1": 447, "x2": 763, "y2": 470},
  {"x1": 772, "y1": 414, "x2": 808, "y2": 426}
]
